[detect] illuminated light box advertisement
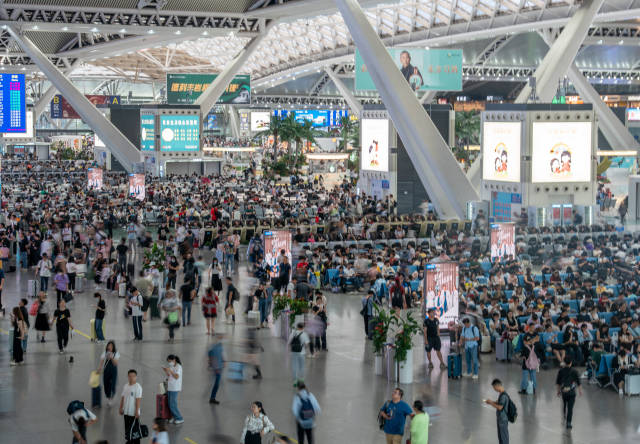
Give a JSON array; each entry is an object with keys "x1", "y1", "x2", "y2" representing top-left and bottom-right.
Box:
[
  {"x1": 628, "y1": 108, "x2": 640, "y2": 121},
  {"x1": 361, "y1": 118, "x2": 389, "y2": 172},
  {"x1": 264, "y1": 230, "x2": 292, "y2": 279},
  {"x1": 87, "y1": 168, "x2": 103, "y2": 190},
  {"x1": 50, "y1": 94, "x2": 120, "y2": 119},
  {"x1": 482, "y1": 121, "x2": 521, "y2": 182},
  {"x1": 251, "y1": 111, "x2": 271, "y2": 131},
  {"x1": 490, "y1": 222, "x2": 515, "y2": 261},
  {"x1": 167, "y1": 73, "x2": 250, "y2": 105},
  {"x1": 424, "y1": 262, "x2": 459, "y2": 328},
  {"x1": 160, "y1": 115, "x2": 200, "y2": 151},
  {"x1": 140, "y1": 114, "x2": 155, "y2": 151},
  {"x1": 531, "y1": 122, "x2": 592, "y2": 183},
  {"x1": 0, "y1": 73, "x2": 26, "y2": 133},
  {"x1": 272, "y1": 109, "x2": 348, "y2": 127},
  {"x1": 3, "y1": 110, "x2": 32, "y2": 139},
  {"x1": 355, "y1": 48, "x2": 462, "y2": 92},
  {"x1": 129, "y1": 173, "x2": 145, "y2": 201}
]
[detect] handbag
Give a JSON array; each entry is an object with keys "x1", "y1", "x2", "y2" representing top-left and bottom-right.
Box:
[
  {"x1": 88, "y1": 370, "x2": 100, "y2": 388},
  {"x1": 226, "y1": 305, "x2": 235, "y2": 316},
  {"x1": 378, "y1": 401, "x2": 389, "y2": 430},
  {"x1": 167, "y1": 311, "x2": 179, "y2": 325},
  {"x1": 158, "y1": 381, "x2": 167, "y2": 395}
]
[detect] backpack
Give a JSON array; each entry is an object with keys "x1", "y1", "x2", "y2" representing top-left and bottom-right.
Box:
[
  {"x1": 66, "y1": 400, "x2": 85, "y2": 415},
  {"x1": 298, "y1": 395, "x2": 315, "y2": 420},
  {"x1": 232, "y1": 287, "x2": 240, "y2": 301},
  {"x1": 290, "y1": 332, "x2": 303, "y2": 353},
  {"x1": 29, "y1": 301, "x2": 39, "y2": 316},
  {"x1": 505, "y1": 395, "x2": 517, "y2": 423}
]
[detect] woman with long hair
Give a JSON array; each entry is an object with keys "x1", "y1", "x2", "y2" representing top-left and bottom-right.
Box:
[
  {"x1": 97, "y1": 341, "x2": 119, "y2": 406},
  {"x1": 10, "y1": 307, "x2": 25, "y2": 365},
  {"x1": 240, "y1": 401, "x2": 275, "y2": 444},
  {"x1": 163, "y1": 354, "x2": 184, "y2": 425},
  {"x1": 34, "y1": 291, "x2": 51, "y2": 342},
  {"x1": 201, "y1": 287, "x2": 218, "y2": 335}
]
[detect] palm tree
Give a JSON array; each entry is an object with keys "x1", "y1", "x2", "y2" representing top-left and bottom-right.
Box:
[
  {"x1": 253, "y1": 115, "x2": 284, "y2": 160},
  {"x1": 338, "y1": 116, "x2": 359, "y2": 152}
]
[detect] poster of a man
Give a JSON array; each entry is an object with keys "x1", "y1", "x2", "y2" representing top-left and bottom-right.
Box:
[{"x1": 399, "y1": 50, "x2": 424, "y2": 91}]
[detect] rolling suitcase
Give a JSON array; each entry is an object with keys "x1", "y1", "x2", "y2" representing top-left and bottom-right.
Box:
[
  {"x1": 625, "y1": 374, "x2": 640, "y2": 395},
  {"x1": 447, "y1": 354, "x2": 462, "y2": 379},
  {"x1": 156, "y1": 394, "x2": 171, "y2": 419},
  {"x1": 248, "y1": 310, "x2": 260, "y2": 326},
  {"x1": 481, "y1": 335, "x2": 492, "y2": 353},
  {"x1": 496, "y1": 338, "x2": 512, "y2": 362},
  {"x1": 149, "y1": 297, "x2": 160, "y2": 319},
  {"x1": 27, "y1": 280, "x2": 38, "y2": 298},
  {"x1": 227, "y1": 361, "x2": 245, "y2": 381},
  {"x1": 75, "y1": 275, "x2": 84, "y2": 292},
  {"x1": 90, "y1": 319, "x2": 97, "y2": 341},
  {"x1": 91, "y1": 386, "x2": 101, "y2": 408}
]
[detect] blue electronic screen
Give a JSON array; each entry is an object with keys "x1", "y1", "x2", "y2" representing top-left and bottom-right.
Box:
[
  {"x1": 0, "y1": 74, "x2": 26, "y2": 132},
  {"x1": 272, "y1": 109, "x2": 348, "y2": 127}
]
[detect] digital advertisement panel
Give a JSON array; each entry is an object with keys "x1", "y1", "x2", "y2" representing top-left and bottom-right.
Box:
[
  {"x1": 424, "y1": 262, "x2": 459, "y2": 329},
  {"x1": 50, "y1": 94, "x2": 120, "y2": 119},
  {"x1": 166, "y1": 73, "x2": 251, "y2": 105},
  {"x1": 140, "y1": 114, "x2": 155, "y2": 151},
  {"x1": 129, "y1": 173, "x2": 145, "y2": 201},
  {"x1": 251, "y1": 111, "x2": 271, "y2": 131},
  {"x1": 490, "y1": 223, "x2": 515, "y2": 261},
  {"x1": 355, "y1": 48, "x2": 462, "y2": 92},
  {"x1": 272, "y1": 109, "x2": 349, "y2": 127},
  {"x1": 264, "y1": 230, "x2": 292, "y2": 279},
  {"x1": 482, "y1": 121, "x2": 521, "y2": 182},
  {"x1": 0, "y1": 73, "x2": 26, "y2": 133},
  {"x1": 159, "y1": 115, "x2": 200, "y2": 151},
  {"x1": 3, "y1": 110, "x2": 33, "y2": 139},
  {"x1": 361, "y1": 118, "x2": 389, "y2": 172},
  {"x1": 87, "y1": 168, "x2": 103, "y2": 190},
  {"x1": 531, "y1": 121, "x2": 592, "y2": 183}
]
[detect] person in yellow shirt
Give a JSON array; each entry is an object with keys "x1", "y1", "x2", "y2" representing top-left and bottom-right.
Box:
[{"x1": 410, "y1": 400, "x2": 429, "y2": 444}]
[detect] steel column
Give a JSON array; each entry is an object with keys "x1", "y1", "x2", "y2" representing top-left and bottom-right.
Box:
[
  {"x1": 419, "y1": 90, "x2": 436, "y2": 105},
  {"x1": 7, "y1": 27, "x2": 140, "y2": 171},
  {"x1": 335, "y1": 0, "x2": 478, "y2": 218},
  {"x1": 228, "y1": 106, "x2": 241, "y2": 139},
  {"x1": 34, "y1": 60, "x2": 81, "y2": 119},
  {"x1": 516, "y1": 0, "x2": 605, "y2": 103},
  {"x1": 324, "y1": 67, "x2": 363, "y2": 117}
]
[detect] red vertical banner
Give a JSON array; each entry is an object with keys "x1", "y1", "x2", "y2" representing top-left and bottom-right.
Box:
[{"x1": 424, "y1": 262, "x2": 459, "y2": 328}]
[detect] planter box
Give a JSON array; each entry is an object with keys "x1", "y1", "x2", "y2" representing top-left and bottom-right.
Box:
[
  {"x1": 374, "y1": 354, "x2": 384, "y2": 375},
  {"x1": 397, "y1": 348, "x2": 413, "y2": 384}
]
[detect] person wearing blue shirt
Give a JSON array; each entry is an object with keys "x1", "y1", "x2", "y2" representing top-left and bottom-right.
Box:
[
  {"x1": 461, "y1": 317, "x2": 480, "y2": 378},
  {"x1": 379, "y1": 388, "x2": 414, "y2": 444},
  {"x1": 292, "y1": 383, "x2": 321, "y2": 444},
  {"x1": 207, "y1": 335, "x2": 224, "y2": 405}
]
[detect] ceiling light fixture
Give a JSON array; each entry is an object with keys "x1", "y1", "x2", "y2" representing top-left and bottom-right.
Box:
[
  {"x1": 62, "y1": 26, "x2": 69, "y2": 31},
  {"x1": 148, "y1": 29, "x2": 155, "y2": 34},
  {"x1": 91, "y1": 27, "x2": 99, "y2": 33}
]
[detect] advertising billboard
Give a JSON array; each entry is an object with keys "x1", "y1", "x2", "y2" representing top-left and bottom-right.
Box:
[
  {"x1": 251, "y1": 111, "x2": 271, "y2": 131},
  {"x1": 140, "y1": 114, "x2": 155, "y2": 151},
  {"x1": 129, "y1": 173, "x2": 145, "y2": 201},
  {"x1": 531, "y1": 121, "x2": 592, "y2": 183},
  {"x1": 3, "y1": 110, "x2": 33, "y2": 139},
  {"x1": 0, "y1": 73, "x2": 26, "y2": 133},
  {"x1": 166, "y1": 73, "x2": 251, "y2": 105},
  {"x1": 490, "y1": 223, "x2": 515, "y2": 261},
  {"x1": 424, "y1": 262, "x2": 459, "y2": 328},
  {"x1": 159, "y1": 115, "x2": 200, "y2": 151},
  {"x1": 87, "y1": 168, "x2": 103, "y2": 190},
  {"x1": 272, "y1": 109, "x2": 348, "y2": 127},
  {"x1": 628, "y1": 108, "x2": 640, "y2": 121},
  {"x1": 50, "y1": 94, "x2": 120, "y2": 119},
  {"x1": 361, "y1": 118, "x2": 389, "y2": 172},
  {"x1": 264, "y1": 230, "x2": 292, "y2": 279},
  {"x1": 482, "y1": 121, "x2": 521, "y2": 182},
  {"x1": 355, "y1": 48, "x2": 462, "y2": 92}
]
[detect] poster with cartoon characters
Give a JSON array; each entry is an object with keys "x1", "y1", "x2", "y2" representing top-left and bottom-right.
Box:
[
  {"x1": 264, "y1": 230, "x2": 292, "y2": 279},
  {"x1": 424, "y1": 262, "x2": 459, "y2": 328},
  {"x1": 482, "y1": 121, "x2": 521, "y2": 182},
  {"x1": 531, "y1": 121, "x2": 592, "y2": 183},
  {"x1": 87, "y1": 168, "x2": 103, "y2": 190},
  {"x1": 361, "y1": 118, "x2": 389, "y2": 172},
  {"x1": 490, "y1": 223, "x2": 515, "y2": 261},
  {"x1": 128, "y1": 173, "x2": 145, "y2": 201}
]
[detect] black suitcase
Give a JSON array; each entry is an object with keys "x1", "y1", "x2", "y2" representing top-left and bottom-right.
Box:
[{"x1": 91, "y1": 386, "x2": 101, "y2": 408}]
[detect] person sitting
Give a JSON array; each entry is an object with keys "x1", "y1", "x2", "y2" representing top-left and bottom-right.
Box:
[{"x1": 611, "y1": 348, "x2": 637, "y2": 395}]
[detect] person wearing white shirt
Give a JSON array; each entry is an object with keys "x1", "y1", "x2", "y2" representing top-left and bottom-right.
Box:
[
  {"x1": 288, "y1": 322, "x2": 311, "y2": 384},
  {"x1": 37, "y1": 253, "x2": 53, "y2": 292},
  {"x1": 150, "y1": 417, "x2": 170, "y2": 444},
  {"x1": 119, "y1": 369, "x2": 143, "y2": 444},
  {"x1": 162, "y1": 354, "x2": 184, "y2": 424},
  {"x1": 129, "y1": 288, "x2": 144, "y2": 341}
]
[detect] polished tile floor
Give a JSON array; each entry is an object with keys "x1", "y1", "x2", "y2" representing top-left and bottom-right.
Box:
[{"x1": 1, "y1": 257, "x2": 640, "y2": 444}]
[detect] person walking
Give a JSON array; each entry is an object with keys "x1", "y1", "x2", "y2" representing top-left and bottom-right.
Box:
[
  {"x1": 292, "y1": 382, "x2": 321, "y2": 444},
  {"x1": 150, "y1": 417, "x2": 169, "y2": 444},
  {"x1": 555, "y1": 357, "x2": 582, "y2": 429},
  {"x1": 202, "y1": 287, "x2": 218, "y2": 335},
  {"x1": 34, "y1": 291, "x2": 51, "y2": 342},
  {"x1": 163, "y1": 354, "x2": 184, "y2": 425},
  {"x1": 240, "y1": 401, "x2": 275, "y2": 444},
  {"x1": 361, "y1": 290, "x2": 374, "y2": 338},
  {"x1": 119, "y1": 369, "x2": 143, "y2": 444},
  {"x1": 225, "y1": 277, "x2": 239, "y2": 324},
  {"x1": 208, "y1": 334, "x2": 225, "y2": 404},
  {"x1": 379, "y1": 388, "x2": 414, "y2": 444},
  {"x1": 485, "y1": 379, "x2": 510, "y2": 444},
  {"x1": 209, "y1": 257, "x2": 223, "y2": 298},
  {"x1": 179, "y1": 277, "x2": 195, "y2": 327},
  {"x1": 116, "y1": 238, "x2": 128, "y2": 273},
  {"x1": 37, "y1": 253, "x2": 52, "y2": 292},
  {"x1": 519, "y1": 333, "x2": 539, "y2": 395},
  {"x1": 10, "y1": 307, "x2": 26, "y2": 365},
  {"x1": 53, "y1": 266, "x2": 70, "y2": 304},
  {"x1": 423, "y1": 307, "x2": 447, "y2": 369},
  {"x1": 68, "y1": 401, "x2": 97, "y2": 444},
  {"x1": 161, "y1": 289, "x2": 181, "y2": 343},
  {"x1": 97, "y1": 341, "x2": 119, "y2": 406},
  {"x1": 18, "y1": 298, "x2": 29, "y2": 353},
  {"x1": 288, "y1": 322, "x2": 310, "y2": 385},
  {"x1": 128, "y1": 287, "x2": 143, "y2": 341},
  {"x1": 460, "y1": 317, "x2": 480, "y2": 379},
  {"x1": 52, "y1": 299, "x2": 74, "y2": 354},
  {"x1": 409, "y1": 400, "x2": 429, "y2": 444},
  {"x1": 93, "y1": 292, "x2": 106, "y2": 342}
]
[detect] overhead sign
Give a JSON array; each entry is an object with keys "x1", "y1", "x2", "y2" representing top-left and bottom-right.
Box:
[
  {"x1": 361, "y1": 118, "x2": 389, "y2": 172},
  {"x1": 531, "y1": 121, "x2": 592, "y2": 183},
  {"x1": 251, "y1": 111, "x2": 270, "y2": 131},
  {"x1": 490, "y1": 223, "x2": 515, "y2": 261},
  {"x1": 272, "y1": 109, "x2": 348, "y2": 127},
  {"x1": 140, "y1": 113, "x2": 155, "y2": 151},
  {"x1": 264, "y1": 230, "x2": 292, "y2": 279},
  {"x1": 129, "y1": 173, "x2": 145, "y2": 201},
  {"x1": 0, "y1": 74, "x2": 26, "y2": 133},
  {"x1": 3, "y1": 110, "x2": 32, "y2": 139},
  {"x1": 167, "y1": 73, "x2": 251, "y2": 105},
  {"x1": 482, "y1": 121, "x2": 521, "y2": 182},
  {"x1": 50, "y1": 94, "x2": 120, "y2": 119},
  {"x1": 159, "y1": 115, "x2": 199, "y2": 152},
  {"x1": 355, "y1": 48, "x2": 462, "y2": 92},
  {"x1": 424, "y1": 262, "x2": 459, "y2": 328},
  {"x1": 87, "y1": 168, "x2": 103, "y2": 190}
]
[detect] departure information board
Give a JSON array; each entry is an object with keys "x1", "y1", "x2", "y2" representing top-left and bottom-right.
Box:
[{"x1": 0, "y1": 74, "x2": 26, "y2": 133}]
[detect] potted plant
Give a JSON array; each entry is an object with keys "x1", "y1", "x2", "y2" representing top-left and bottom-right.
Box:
[
  {"x1": 288, "y1": 298, "x2": 310, "y2": 327},
  {"x1": 393, "y1": 312, "x2": 421, "y2": 383},
  {"x1": 272, "y1": 295, "x2": 290, "y2": 339},
  {"x1": 371, "y1": 303, "x2": 392, "y2": 375},
  {"x1": 142, "y1": 243, "x2": 166, "y2": 272}
]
